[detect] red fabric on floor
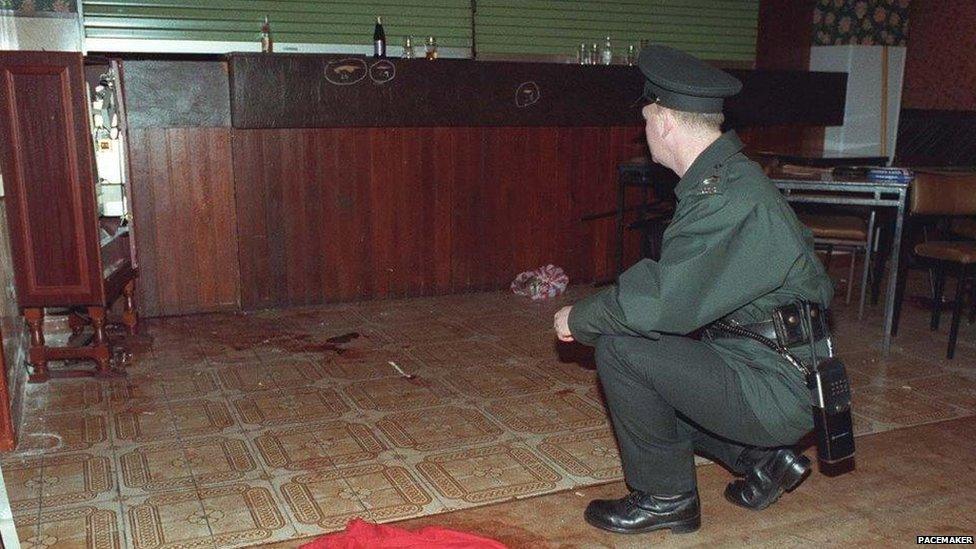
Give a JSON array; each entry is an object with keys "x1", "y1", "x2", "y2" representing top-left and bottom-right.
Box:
[{"x1": 301, "y1": 519, "x2": 508, "y2": 549}]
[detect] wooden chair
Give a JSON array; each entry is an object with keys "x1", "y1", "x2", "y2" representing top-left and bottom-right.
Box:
[
  {"x1": 893, "y1": 172, "x2": 976, "y2": 359},
  {"x1": 797, "y1": 212, "x2": 874, "y2": 317}
]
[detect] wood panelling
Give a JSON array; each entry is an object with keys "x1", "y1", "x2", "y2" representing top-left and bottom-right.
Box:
[
  {"x1": 234, "y1": 126, "x2": 642, "y2": 309},
  {"x1": 894, "y1": 109, "x2": 976, "y2": 167},
  {"x1": 128, "y1": 127, "x2": 240, "y2": 316},
  {"x1": 0, "y1": 52, "x2": 104, "y2": 307}
]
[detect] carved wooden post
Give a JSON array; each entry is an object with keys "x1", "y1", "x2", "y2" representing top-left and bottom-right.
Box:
[
  {"x1": 88, "y1": 306, "x2": 111, "y2": 375},
  {"x1": 122, "y1": 280, "x2": 138, "y2": 335}
]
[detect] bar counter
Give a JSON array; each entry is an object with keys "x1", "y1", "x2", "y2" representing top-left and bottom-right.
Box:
[{"x1": 120, "y1": 54, "x2": 847, "y2": 315}]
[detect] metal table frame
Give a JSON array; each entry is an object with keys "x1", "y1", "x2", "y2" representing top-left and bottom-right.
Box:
[{"x1": 771, "y1": 176, "x2": 911, "y2": 355}]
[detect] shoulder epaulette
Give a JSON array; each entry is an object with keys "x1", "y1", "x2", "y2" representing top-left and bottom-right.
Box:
[{"x1": 698, "y1": 174, "x2": 723, "y2": 196}]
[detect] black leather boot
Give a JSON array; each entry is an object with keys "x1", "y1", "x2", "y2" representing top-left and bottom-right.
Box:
[
  {"x1": 724, "y1": 448, "x2": 811, "y2": 511},
  {"x1": 584, "y1": 489, "x2": 700, "y2": 534}
]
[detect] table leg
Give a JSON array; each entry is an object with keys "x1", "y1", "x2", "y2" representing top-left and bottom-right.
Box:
[
  {"x1": 858, "y1": 209, "x2": 877, "y2": 319},
  {"x1": 88, "y1": 306, "x2": 112, "y2": 376},
  {"x1": 882, "y1": 191, "x2": 907, "y2": 355}
]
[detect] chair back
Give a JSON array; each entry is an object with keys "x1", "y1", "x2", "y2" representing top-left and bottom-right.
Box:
[{"x1": 910, "y1": 171, "x2": 976, "y2": 216}]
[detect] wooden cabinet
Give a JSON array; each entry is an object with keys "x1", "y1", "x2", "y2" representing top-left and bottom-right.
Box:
[{"x1": 0, "y1": 51, "x2": 138, "y2": 382}]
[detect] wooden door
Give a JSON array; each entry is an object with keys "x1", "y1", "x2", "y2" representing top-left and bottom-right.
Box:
[{"x1": 0, "y1": 51, "x2": 103, "y2": 307}]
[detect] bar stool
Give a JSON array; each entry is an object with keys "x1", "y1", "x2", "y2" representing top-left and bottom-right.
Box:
[
  {"x1": 797, "y1": 211, "x2": 875, "y2": 318},
  {"x1": 893, "y1": 172, "x2": 976, "y2": 359},
  {"x1": 614, "y1": 158, "x2": 677, "y2": 274}
]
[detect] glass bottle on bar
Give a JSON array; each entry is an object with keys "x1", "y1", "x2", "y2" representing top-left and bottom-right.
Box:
[
  {"x1": 590, "y1": 43, "x2": 598, "y2": 65},
  {"x1": 403, "y1": 35, "x2": 415, "y2": 59},
  {"x1": 260, "y1": 15, "x2": 273, "y2": 53},
  {"x1": 601, "y1": 36, "x2": 613, "y2": 65},
  {"x1": 577, "y1": 42, "x2": 587, "y2": 65},
  {"x1": 626, "y1": 44, "x2": 637, "y2": 65},
  {"x1": 425, "y1": 36, "x2": 438, "y2": 60},
  {"x1": 374, "y1": 16, "x2": 386, "y2": 57}
]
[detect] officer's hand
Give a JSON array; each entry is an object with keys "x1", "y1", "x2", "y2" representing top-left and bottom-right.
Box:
[{"x1": 553, "y1": 306, "x2": 574, "y2": 342}]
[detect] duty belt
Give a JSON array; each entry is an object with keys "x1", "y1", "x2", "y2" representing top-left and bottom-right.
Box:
[{"x1": 703, "y1": 302, "x2": 829, "y2": 349}]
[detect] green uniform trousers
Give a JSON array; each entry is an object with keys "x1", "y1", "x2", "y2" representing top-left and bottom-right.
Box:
[{"x1": 595, "y1": 334, "x2": 811, "y2": 495}]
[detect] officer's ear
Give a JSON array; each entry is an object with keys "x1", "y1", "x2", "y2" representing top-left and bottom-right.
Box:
[{"x1": 659, "y1": 108, "x2": 676, "y2": 139}]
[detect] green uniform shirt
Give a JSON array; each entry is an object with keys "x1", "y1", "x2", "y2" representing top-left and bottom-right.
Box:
[{"x1": 568, "y1": 131, "x2": 834, "y2": 439}]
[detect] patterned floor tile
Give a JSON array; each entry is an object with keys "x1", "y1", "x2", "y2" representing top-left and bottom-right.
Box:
[
  {"x1": 105, "y1": 377, "x2": 166, "y2": 408},
  {"x1": 115, "y1": 398, "x2": 235, "y2": 443},
  {"x1": 534, "y1": 429, "x2": 622, "y2": 481},
  {"x1": 111, "y1": 404, "x2": 176, "y2": 444},
  {"x1": 184, "y1": 435, "x2": 260, "y2": 488},
  {"x1": 196, "y1": 482, "x2": 293, "y2": 548},
  {"x1": 155, "y1": 371, "x2": 222, "y2": 401},
  {"x1": 381, "y1": 319, "x2": 475, "y2": 346},
  {"x1": 216, "y1": 358, "x2": 324, "y2": 394},
  {"x1": 416, "y1": 444, "x2": 563, "y2": 504},
  {"x1": 343, "y1": 378, "x2": 456, "y2": 412},
  {"x1": 233, "y1": 387, "x2": 349, "y2": 428},
  {"x1": 16, "y1": 413, "x2": 109, "y2": 456},
  {"x1": 33, "y1": 453, "x2": 115, "y2": 510},
  {"x1": 844, "y1": 349, "x2": 947, "y2": 383},
  {"x1": 315, "y1": 350, "x2": 425, "y2": 381},
  {"x1": 202, "y1": 345, "x2": 263, "y2": 365},
  {"x1": 544, "y1": 359, "x2": 599, "y2": 386},
  {"x1": 439, "y1": 362, "x2": 558, "y2": 400},
  {"x1": 276, "y1": 470, "x2": 370, "y2": 533},
  {"x1": 485, "y1": 391, "x2": 608, "y2": 434},
  {"x1": 903, "y1": 374, "x2": 976, "y2": 411},
  {"x1": 853, "y1": 385, "x2": 967, "y2": 427},
  {"x1": 252, "y1": 421, "x2": 386, "y2": 473},
  {"x1": 117, "y1": 441, "x2": 195, "y2": 494},
  {"x1": 330, "y1": 464, "x2": 435, "y2": 523},
  {"x1": 408, "y1": 340, "x2": 523, "y2": 370},
  {"x1": 4, "y1": 455, "x2": 44, "y2": 513},
  {"x1": 376, "y1": 406, "x2": 505, "y2": 451},
  {"x1": 124, "y1": 489, "x2": 213, "y2": 548},
  {"x1": 18, "y1": 504, "x2": 122, "y2": 549},
  {"x1": 24, "y1": 380, "x2": 104, "y2": 415}
]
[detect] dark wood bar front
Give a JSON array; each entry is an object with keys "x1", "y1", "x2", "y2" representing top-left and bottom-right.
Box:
[{"x1": 122, "y1": 54, "x2": 846, "y2": 315}]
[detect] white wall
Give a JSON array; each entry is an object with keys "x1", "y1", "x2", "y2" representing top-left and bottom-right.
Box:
[{"x1": 0, "y1": 12, "x2": 82, "y2": 51}]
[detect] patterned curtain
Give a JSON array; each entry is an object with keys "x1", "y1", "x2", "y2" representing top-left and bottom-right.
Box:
[{"x1": 813, "y1": 0, "x2": 911, "y2": 46}]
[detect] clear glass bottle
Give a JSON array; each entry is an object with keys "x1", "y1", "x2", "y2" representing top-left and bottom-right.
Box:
[
  {"x1": 577, "y1": 43, "x2": 587, "y2": 64},
  {"x1": 425, "y1": 36, "x2": 438, "y2": 60},
  {"x1": 260, "y1": 15, "x2": 273, "y2": 53},
  {"x1": 403, "y1": 35, "x2": 415, "y2": 59},
  {"x1": 590, "y1": 43, "x2": 598, "y2": 65},
  {"x1": 626, "y1": 44, "x2": 637, "y2": 65},
  {"x1": 601, "y1": 36, "x2": 613, "y2": 65}
]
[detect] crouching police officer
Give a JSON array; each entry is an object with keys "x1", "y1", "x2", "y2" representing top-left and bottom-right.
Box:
[{"x1": 553, "y1": 45, "x2": 835, "y2": 535}]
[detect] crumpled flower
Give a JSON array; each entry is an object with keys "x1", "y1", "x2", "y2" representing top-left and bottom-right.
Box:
[{"x1": 511, "y1": 265, "x2": 569, "y2": 300}]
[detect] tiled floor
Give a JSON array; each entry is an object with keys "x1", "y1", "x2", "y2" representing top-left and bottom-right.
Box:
[{"x1": 6, "y1": 268, "x2": 976, "y2": 548}]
